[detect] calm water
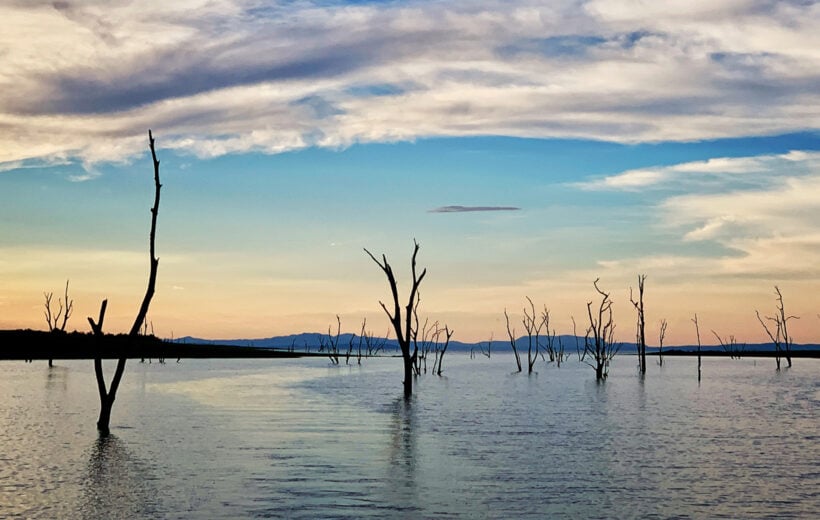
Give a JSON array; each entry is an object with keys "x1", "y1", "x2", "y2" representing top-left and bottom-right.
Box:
[{"x1": 1, "y1": 354, "x2": 818, "y2": 519}]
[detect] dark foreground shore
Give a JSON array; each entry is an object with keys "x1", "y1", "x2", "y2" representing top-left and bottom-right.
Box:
[
  {"x1": 654, "y1": 348, "x2": 820, "y2": 358},
  {"x1": 0, "y1": 329, "x2": 327, "y2": 360},
  {"x1": 2, "y1": 329, "x2": 818, "y2": 360}
]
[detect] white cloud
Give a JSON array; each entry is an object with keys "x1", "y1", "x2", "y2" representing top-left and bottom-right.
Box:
[
  {"x1": 579, "y1": 151, "x2": 820, "y2": 191},
  {"x1": 0, "y1": 0, "x2": 818, "y2": 169},
  {"x1": 568, "y1": 147, "x2": 820, "y2": 286}
]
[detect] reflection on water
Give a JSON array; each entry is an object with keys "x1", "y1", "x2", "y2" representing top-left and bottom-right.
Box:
[
  {"x1": 385, "y1": 396, "x2": 419, "y2": 517},
  {"x1": 80, "y1": 435, "x2": 159, "y2": 520},
  {"x1": 0, "y1": 356, "x2": 818, "y2": 518}
]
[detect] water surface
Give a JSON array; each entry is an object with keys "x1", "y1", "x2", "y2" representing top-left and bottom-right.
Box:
[{"x1": 1, "y1": 355, "x2": 817, "y2": 518}]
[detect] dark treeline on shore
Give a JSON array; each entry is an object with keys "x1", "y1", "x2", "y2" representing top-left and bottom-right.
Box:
[{"x1": 3, "y1": 328, "x2": 819, "y2": 361}]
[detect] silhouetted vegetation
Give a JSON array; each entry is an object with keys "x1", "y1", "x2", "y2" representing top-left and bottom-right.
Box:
[
  {"x1": 692, "y1": 314, "x2": 702, "y2": 381},
  {"x1": 629, "y1": 274, "x2": 647, "y2": 374},
  {"x1": 503, "y1": 308, "x2": 522, "y2": 372},
  {"x1": 583, "y1": 279, "x2": 619, "y2": 381},
  {"x1": 658, "y1": 318, "x2": 668, "y2": 367},
  {"x1": 756, "y1": 286, "x2": 798, "y2": 370},
  {"x1": 44, "y1": 279, "x2": 74, "y2": 366},
  {"x1": 711, "y1": 331, "x2": 745, "y2": 359},
  {"x1": 365, "y1": 239, "x2": 427, "y2": 398},
  {"x1": 90, "y1": 130, "x2": 162, "y2": 436}
]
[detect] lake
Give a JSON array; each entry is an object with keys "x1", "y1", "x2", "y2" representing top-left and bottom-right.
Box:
[{"x1": 1, "y1": 354, "x2": 818, "y2": 519}]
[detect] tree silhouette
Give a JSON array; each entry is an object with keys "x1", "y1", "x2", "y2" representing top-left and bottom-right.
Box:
[
  {"x1": 583, "y1": 278, "x2": 619, "y2": 381},
  {"x1": 629, "y1": 274, "x2": 647, "y2": 374},
  {"x1": 88, "y1": 130, "x2": 162, "y2": 436},
  {"x1": 755, "y1": 286, "x2": 798, "y2": 370},
  {"x1": 44, "y1": 279, "x2": 74, "y2": 366},
  {"x1": 692, "y1": 313, "x2": 702, "y2": 381},
  {"x1": 365, "y1": 239, "x2": 426, "y2": 398},
  {"x1": 503, "y1": 308, "x2": 522, "y2": 372}
]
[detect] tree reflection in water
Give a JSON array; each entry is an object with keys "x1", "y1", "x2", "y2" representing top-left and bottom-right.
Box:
[
  {"x1": 385, "y1": 396, "x2": 421, "y2": 517},
  {"x1": 80, "y1": 434, "x2": 160, "y2": 520}
]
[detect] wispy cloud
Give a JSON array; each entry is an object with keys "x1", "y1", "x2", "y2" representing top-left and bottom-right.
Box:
[
  {"x1": 1, "y1": 0, "x2": 818, "y2": 169},
  {"x1": 577, "y1": 150, "x2": 820, "y2": 282},
  {"x1": 429, "y1": 205, "x2": 521, "y2": 213},
  {"x1": 577, "y1": 151, "x2": 820, "y2": 191}
]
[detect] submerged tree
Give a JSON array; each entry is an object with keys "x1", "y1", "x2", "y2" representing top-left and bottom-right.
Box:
[
  {"x1": 521, "y1": 297, "x2": 544, "y2": 373},
  {"x1": 318, "y1": 315, "x2": 342, "y2": 365},
  {"x1": 629, "y1": 274, "x2": 647, "y2": 374},
  {"x1": 692, "y1": 314, "x2": 702, "y2": 381},
  {"x1": 711, "y1": 331, "x2": 744, "y2": 359},
  {"x1": 88, "y1": 130, "x2": 162, "y2": 436},
  {"x1": 365, "y1": 239, "x2": 427, "y2": 398},
  {"x1": 503, "y1": 308, "x2": 523, "y2": 372},
  {"x1": 658, "y1": 318, "x2": 667, "y2": 367},
  {"x1": 755, "y1": 286, "x2": 799, "y2": 370},
  {"x1": 584, "y1": 279, "x2": 619, "y2": 381}
]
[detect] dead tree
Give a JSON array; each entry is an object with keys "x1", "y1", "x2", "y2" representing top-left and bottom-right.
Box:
[
  {"x1": 88, "y1": 130, "x2": 162, "y2": 436},
  {"x1": 504, "y1": 308, "x2": 523, "y2": 372},
  {"x1": 572, "y1": 316, "x2": 584, "y2": 362},
  {"x1": 755, "y1": 287, "x2": 799, "y2": 370},
  {"x1": 411, "y1": 296, "x2": 439, "y2": 375},
  {"x1": 711, "y1": 331, "x2": 744, "y2": 359},
  {"x1": 474, "y1": 333, "x2": 493, "y2": 359},
  {"x1": 365, "y1": 240, "x2": 427, "y2": 398},
  {"x1": 44, "y1": 279, "x2": 74, "y2": 366},
  {"x1": 629, "y1": 275, "x2": 647, "y2": 374},
  {"x1": 692, "y1": 314, "x2": 702, "y2": 381},
  {"x1": 434, "y1": 325, "x2": 453, "y2": 376},
  {"x1": 658, "y1": 319, "x2": 667, "y2": 366},
  {"x1": 584, "y1": 279, "x2": 620, "y2": 381},
  {"x1": 318, "y1": 315, "x2": 341, "y2": 365},
  {"x1": 363, "y1": 326, "x2": 387, "y2": 357},
  {"x1": 521, "y1": 297, "x2": 544, "y2": 373},
  {"x1": 481, "y1": 333, "x2": 493, "y2": 358}
]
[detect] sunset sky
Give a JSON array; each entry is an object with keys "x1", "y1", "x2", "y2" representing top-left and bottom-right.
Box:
[{"x1": 1, "y1": 0, "x2": 819, "y2": 344}]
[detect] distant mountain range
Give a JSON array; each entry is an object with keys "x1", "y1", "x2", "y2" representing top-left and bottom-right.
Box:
[{"x1": 171, "y1": 333, "x2": 820, "y2": 354}]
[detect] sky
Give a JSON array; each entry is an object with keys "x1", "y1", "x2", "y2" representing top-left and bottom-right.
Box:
[{"x1": 1, "y1": 0, "x2": 819, "y2": 345}]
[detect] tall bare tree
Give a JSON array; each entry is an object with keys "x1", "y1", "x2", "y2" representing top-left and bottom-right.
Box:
[
  {"x1": 365, "y1": 239, "x2": 427, "y2": 398},
  {"x1": 584, "y1": 279, "x2": 619, "y2": 381},
  {"x1": 629, "y1": 274, "x2": 647, "y2": 374},
  {"x1": 88, "y1": 130, "x2": 162, "y2": 436}
]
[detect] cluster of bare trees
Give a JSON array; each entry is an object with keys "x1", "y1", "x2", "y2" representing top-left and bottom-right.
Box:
[
  {"x1": 503, "y1": 297, "x2": 568, "y2": 374},
  {"x1": 319, "y1": 316, "x2": 388, "y2": 365},
  {"x1": 411, "y1": 306, "x2": 453, "y2": 376},
  {"x1": 755, "y1": 286, "x2": 797, "y2": 370},
  {"x1": 365, "y1": 240, "x2": 457, "y2": 396},
  {"x1": 583, "y1": 279, "x2": 620, "y2": 380},
  {"x1": 43, "y1": 279, "x2": 74, "y2": 366}
]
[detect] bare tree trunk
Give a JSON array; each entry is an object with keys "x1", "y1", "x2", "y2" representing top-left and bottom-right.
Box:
[
  {"x1": 436, "y1": 325, "x2": 453, "y2": 376},
  {"x1": 504, "y1": 309, "x2": 522, "y2": 372},
  {"x1": 584, "y1": 279, "x2": 619, "y2": 381},
  {"x1": 658, "y1": 318, "x2": 667, "y2": 367},
  {"x1": 365, "y1": 240, "x2": 426, "y2": 399},
  {"x1": 630, "y1": 275, "x2": 647, "y2": 374},
  {"x1": 88, "y1": 130, "x2": 162, "y2": 436},
  {"x1": 692, "y1": 314, "x2": 702, "y2": 382}
]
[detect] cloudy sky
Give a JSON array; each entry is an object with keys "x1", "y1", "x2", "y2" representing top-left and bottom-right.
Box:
[{"x1": 1, "y1": 0, "x2": 819, "y2": 344}]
